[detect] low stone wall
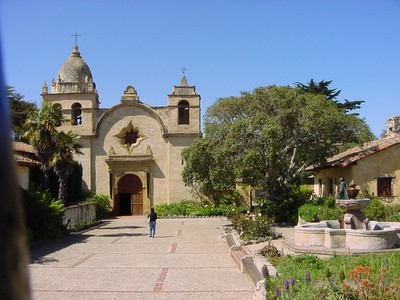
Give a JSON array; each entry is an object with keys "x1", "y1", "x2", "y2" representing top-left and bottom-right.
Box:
[
  {"x1": 219, "y1": 225, "x2": 268, "y2": 299},
  {"x1": 63, "y1": 203, "x2": 96, "y2": 227}
]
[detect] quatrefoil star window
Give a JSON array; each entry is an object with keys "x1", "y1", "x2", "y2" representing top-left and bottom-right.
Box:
[
  {"x1": 123, "y1": 129, "x2": 139, "y2": 145},
  {"x1": 114, "y1": 121, "x2": 147, "y2": 153}
]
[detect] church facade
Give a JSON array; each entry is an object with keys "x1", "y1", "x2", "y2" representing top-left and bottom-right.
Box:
[{"x1": 41, "y1": 45, "x2": 202, "y2": 215}]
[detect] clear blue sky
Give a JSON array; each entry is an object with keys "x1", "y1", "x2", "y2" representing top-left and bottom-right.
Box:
[{"x1": 1, "y1": 0, "x2": 399, "y2": 137}]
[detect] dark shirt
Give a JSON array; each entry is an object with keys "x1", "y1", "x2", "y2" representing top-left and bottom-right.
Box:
[{"x1": 149, "y1": 212, "x2": 157, "y2": 222}]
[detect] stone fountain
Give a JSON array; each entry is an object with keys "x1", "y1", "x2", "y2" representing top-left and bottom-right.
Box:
[
  {"x1": 288, "y1": 180, "x2": 400, "y2": 253},
  {"x1": 336, "y1": 180, "x2": 370, "y2": 230}
]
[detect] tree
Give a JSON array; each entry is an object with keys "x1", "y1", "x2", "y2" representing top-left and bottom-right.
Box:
[
  {"x1": 51, "y1": 130, "x2": 83, "y2": 203},
  {"x1": 7, "y1": 86, "x2": 37, "y2": 141},
  {"x1": 24, "y1": 103, "x2": 83, "y2": 203},
  {"x1": 295, "y1": 79, "x2": 340, "y2": 100},
  {"x1": 182, "y1": 137, "x2": 236, "y2": 205},
  {"x1": 294, "y1": 79, "x2": 374, "y2": 148},
  {"x1": 295, "y1": 79, "x2": 365, "y2": 113},
  {"x1": 24, "y1": 102, "x2": 63, "y2": 189},
  {"x1": 183, "y1": 85, "x2": 371, "y2": 205}
]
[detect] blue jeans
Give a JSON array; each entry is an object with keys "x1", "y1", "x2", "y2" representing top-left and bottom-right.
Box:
[{"x1": 149, "y1": 221, "x2": 156, "y2": 237}]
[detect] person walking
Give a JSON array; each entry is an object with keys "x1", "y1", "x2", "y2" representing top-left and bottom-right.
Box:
[{"x1": 148, "y1": 207, "x2": 157, "y2": 238}]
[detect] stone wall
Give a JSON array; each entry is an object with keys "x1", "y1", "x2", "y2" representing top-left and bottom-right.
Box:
[
  {"x1": 63, "y1": 203, "x2": 96, "y2": 227},
  {"x1": 386, "y1": 115, "x2": 400, "y2": 137}
]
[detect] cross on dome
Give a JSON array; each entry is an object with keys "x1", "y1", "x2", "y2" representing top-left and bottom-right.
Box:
[{"x1": 71, "y1": 32, "x2": 81, "y2": 45}]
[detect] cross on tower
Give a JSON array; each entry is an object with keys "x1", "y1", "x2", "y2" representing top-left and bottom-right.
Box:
[
  {"x1": 181, "y1": 67, "x2": 188, "y2": 74},
  {"x1": 71, "y1": 32, "x2": 81, "y2": 45}
]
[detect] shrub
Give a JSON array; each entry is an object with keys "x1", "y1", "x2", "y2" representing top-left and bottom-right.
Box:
[
  {"x1": 86, "y1": 194, "x2": 112, "y2": 219},
  {"x1": 230, "y1": 211, "x2": 274, "y2": 241},
  {"x1": 224, "y1": 205, "x2": 248, "y2": 219},
  {"x1": 213, "y1": 191, "x2": 243, "y2": 206},
  {"x1": 298, "y1": 203, "x2": 322, "y2": 222},
  {"x1": 260, "y1": 241, "x2": 281, "y2": 266},
  {"x1": 155, "y1": 200, "x2": 235, "y2": 217},
  {"x1": 258, "y1": 184, "x2": 313, "y2": 224},
  {"x1": 300, "y1": 197, "x2": 400, "y2": 223},
  {"x1": 260, "y1": 242, "x2": 281, "y2": 258},
  {"x1": 22, "y1": 188, "x2": 66, "y2": 242},
  {"x1": 323, "y1": 197, "x2": 337, "y2": 208},
  {"x1": 155, "y1": 200, "x2": 197, "y2": 216},
  {"x1": 298, "y1": 203, "x2": 342, "y2": 222},
  {"x1": 361, "y1": 198, "x2": 400, "y2": 222},
  {"x1": 192, "y1": 204, "x2": 225, "y2": 216},
  {"x1": 290, "y1": 184, "x2": 314, "y2": 204},
  {"x1": 362, "y1": 197, "x2": 386, "y2": 221},
  {"x1": 298, "y1": 197, "x2": 343, "y2": 222},
  {"x1": 385, "y1": 205, "x2": 400, "y2": 222}
]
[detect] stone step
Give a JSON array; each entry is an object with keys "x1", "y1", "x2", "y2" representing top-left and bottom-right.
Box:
[
  {"x1": 229, "y1": 246, "x2": 249, "y2": 266},
  {"x1": 230, "y1": 249, "x2": 242, "y2": 268}
]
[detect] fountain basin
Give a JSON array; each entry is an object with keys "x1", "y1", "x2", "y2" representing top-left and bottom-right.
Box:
[{"x1": 295, "y1": 221, "x2": 400, "y2": 251}]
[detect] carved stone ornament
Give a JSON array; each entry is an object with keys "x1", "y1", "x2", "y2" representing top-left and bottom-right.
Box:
[{"x1": 114, "y1": 121, "x2": 147, "y2": 153}]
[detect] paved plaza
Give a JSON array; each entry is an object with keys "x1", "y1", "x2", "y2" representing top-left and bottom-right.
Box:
[{"x1": 29, "y1": 217, "x2": 255, "y2": 299}]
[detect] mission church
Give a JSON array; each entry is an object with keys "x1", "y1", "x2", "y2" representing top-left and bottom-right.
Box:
[{"x1": 41, "y1": 44, "x2": 202, "y2": 215}]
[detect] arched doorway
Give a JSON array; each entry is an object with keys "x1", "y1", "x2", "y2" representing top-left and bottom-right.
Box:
[{"x1": 116, "y1": 174, "x2": 143, "y2": 215}]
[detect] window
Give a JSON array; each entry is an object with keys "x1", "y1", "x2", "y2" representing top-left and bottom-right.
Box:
[
  {"x1": 122, "y1": 129, "x2": 139, "y2": 146},
  {"x1": 71, "y1": 103, "x2": 82, "y2": 125},
  {"x1": 178, "y1": 100, "x2": 189, "y2": 125},
  {"x1": 377, "y1": 177, "x2": 394, "y2": 197},
  {"x1": 114, "y1": 121, "x2": 147, "y2": 153}
]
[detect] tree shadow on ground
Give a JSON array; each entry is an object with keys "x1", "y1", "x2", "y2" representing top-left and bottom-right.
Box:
[{"x1": 29, "y1": 221, "x2": 148, "y2": 263}]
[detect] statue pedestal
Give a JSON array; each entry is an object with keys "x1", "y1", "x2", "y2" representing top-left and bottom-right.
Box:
[{"x1": 336, "y1": 199, "x2": 370, "y2": 229}]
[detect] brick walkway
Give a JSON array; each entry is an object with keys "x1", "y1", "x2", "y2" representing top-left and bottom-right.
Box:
[{"x1": 29, "y1": 217, "x2": 254, "y2": 299}]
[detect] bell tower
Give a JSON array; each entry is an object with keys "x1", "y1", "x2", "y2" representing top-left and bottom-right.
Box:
[
  {"x1": 167, "y1": 75, "x2": 201, "y2": 135},
  {"x1": 41, "y1": 44, "x2": 99, "y2": 136}
]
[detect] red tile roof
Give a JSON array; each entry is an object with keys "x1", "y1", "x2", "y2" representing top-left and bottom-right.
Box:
[
  {"x1": 325, "y1": 134, "x2": 400, "y2": 168},
  {"x1": 12, "y1": 141, "x2": 41, "y2": 167},
  {"x1": 13, "y1": 141, "x2": 35, "y2": 153},
  {"x1": 14, "y1": 154, "x2": 41, "y2": 167}
]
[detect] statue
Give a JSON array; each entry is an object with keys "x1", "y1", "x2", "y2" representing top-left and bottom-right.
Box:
[{"x1": 339, "y1": 178, "x2": 348, "y2": 199}]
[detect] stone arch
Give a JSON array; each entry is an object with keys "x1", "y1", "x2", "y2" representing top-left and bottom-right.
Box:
[
  {"x1": 178, "y1": 100, "x2": 190, "y2": 125},
  {"x1": 114, "y1": 174, "x2": 143, "y2": 215},
  {"x1": 71, "y1": 102, "x2": 82, "y2": 125},
  {"x1": 94, "y1": 102, "x2": 168, "y2": 136}
]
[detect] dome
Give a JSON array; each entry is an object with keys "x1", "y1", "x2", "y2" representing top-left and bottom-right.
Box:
[{"x1": 57, "y1": 45, "x2": 93, "y2": 83}]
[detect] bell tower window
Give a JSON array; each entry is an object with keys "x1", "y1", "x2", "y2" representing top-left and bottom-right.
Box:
[
  {"x1": 71, "y1": 103, "x2": 82, "y2": 125},
  {"x1": 178, "y1": 100, "x2": 189, "y2": 125}
]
